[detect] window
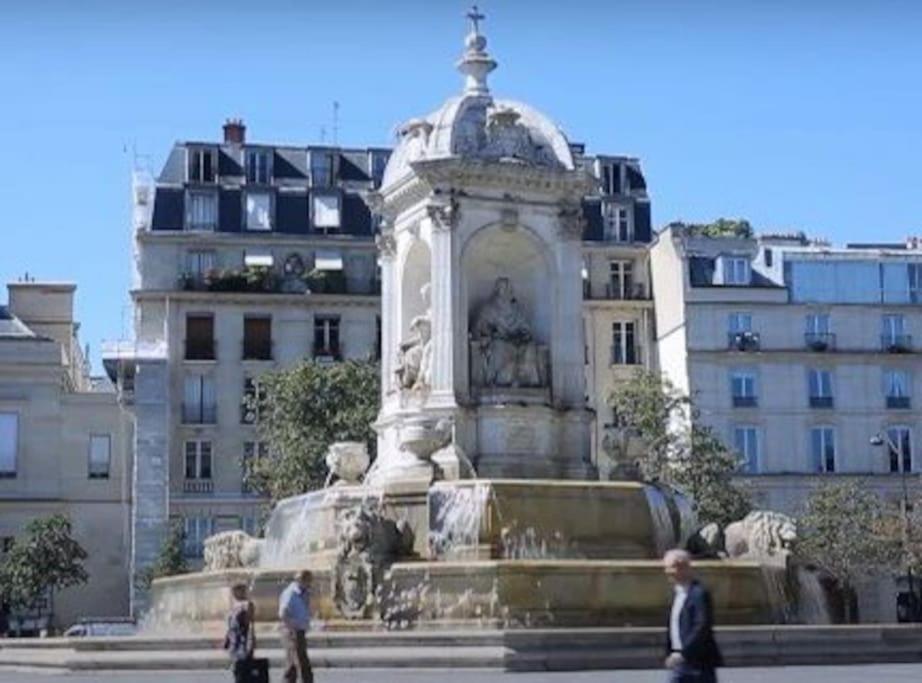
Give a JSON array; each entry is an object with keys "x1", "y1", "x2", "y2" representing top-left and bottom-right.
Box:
[
  {"x1": 887, "y1": 426, "x2": 913, "y2": 473},
  {"x1": 805, "y1": 313, "x2": 832, "y2": 349},
  {"x1": 243, "y1": 316, "x2": 272, "y2": 360},
  {"x1": 910, "y1": 264, "x2": 922, "y2": 304},
  {"x1": 611, "y1": 321, "x2": 638, "y2": 365},
  {"x1": 310, "y1": 151, "x2": 335, "y2": 188},
  {"x1": 810, "y1": 427, "x2": 836, "y2": 473},
  {"x1": 186, "y1": 190, "x2": 217, "y2": 231},
  {"x1": 370, "y1": 151, "x2": 389, "y2": 185},
  {"x1": 185, "y1": 314, "x2": 215, "y2": 361},
  {"x1": 183, "y1": 516, "x2": 214, "y2": 558},
  {"x1": 182, "y1": 374, "x2": 216, "y2": 424},
  {"x1": 185, "y1": 250, "x2": 216, "y2": 282},
  {"x1": 882, "y1": 314, "x2": 909, "y2": 351},
  {"x1": 0, "y1": 413, "x2": 18, "y2": 478},
  {"x1": 314, "y1": 316, "x2": 341, "y2": 359},
  {"x1": 241, "y1": 378, "x2": 267, "y2": 424},
  {"x1": 723, "y1": 257, "x2": 751, "y2": 285},
  {"x1": 728, "y1": 313, "x2": 752, "y2": 334},
  {"x1": 603, "y1": 203, "x2": 631, "y2": 242},
  {"x1": 609, "y1": 260, "x2": 634, "y2": 299},
  {"x1": 600, "y1": 162, "x2": 621, "y2": 195},
  {"x1": 242, "y1": 440, "x2": 270, "y2": 493},
  {"x1": 88, "y1": 434, "x2": 111, "y2": 479},
  {"x1": 245, "y1": 191, "x2": 272, "y2": 231},
  {"x1": 187, "y1": 148, "x2": 216, "y2": 183},
  {"x1": 731, "y1": 369, "x2": 758, "y2": 407},
  {"x1": 246, "y1": 149, "x2": 271, "y2": 184},
  {"x1": 240, "y1": 515, "x2": 261, "y2": 537},
  {"x1": 184, "y1": 440, "x2": 212, "y2": 480},
  {"x1": 312, "y1": 193, "x2": 341, "y2": 231},
  {"x1": 733, "y1": 426, "x2": 760, "y2": 473},
  {"x1": 764, "y1": 248, "x2": 773, "y2": 268},
  {"x1": 808, "y1": 369, "x2": 834, "y2": 408},
  {"x1": 884, "y1": 369, "x2": 912, "y2": 409}
]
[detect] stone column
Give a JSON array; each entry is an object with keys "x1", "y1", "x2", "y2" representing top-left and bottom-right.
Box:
[
  {"x1": 426, "y1": 200, "x2": 458, "y2": 403},
  {"x1": 376, "y1": 230, "x2": 397, "y2": 396},
  {"x1": 552, "y1": 202, "x2": 589, "y2": 408}
]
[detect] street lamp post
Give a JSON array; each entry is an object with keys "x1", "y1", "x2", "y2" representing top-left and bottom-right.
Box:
[{"x1": 870, "y1": 431, "x2": 919, "y2": 622}]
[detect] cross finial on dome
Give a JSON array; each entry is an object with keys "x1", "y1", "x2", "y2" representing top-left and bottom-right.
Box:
[{"x1": 457, "y1": 4, "x2": 497, "y2": 96}]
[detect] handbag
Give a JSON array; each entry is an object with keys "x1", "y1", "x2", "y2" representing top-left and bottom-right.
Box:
[{"x1": 234, "y1": 656, "x2": 269, "y2": 683}]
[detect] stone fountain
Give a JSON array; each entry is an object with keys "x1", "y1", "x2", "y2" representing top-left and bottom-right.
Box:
[{"x1": 144, "y1": 13, "x2": 818, "y2": 636}]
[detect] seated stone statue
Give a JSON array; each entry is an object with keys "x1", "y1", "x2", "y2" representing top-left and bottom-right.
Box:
[
  {"x1": 395, "y1": 284, "x2": 433, "y2": 390},
  {"x1": 472, "y1": 277, "x2": 543, "y2": 388}
]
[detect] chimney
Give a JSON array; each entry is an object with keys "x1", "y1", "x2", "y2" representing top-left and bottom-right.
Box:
[{"x1": 223, "y1": 118, "x2": 246, "y2": 145}]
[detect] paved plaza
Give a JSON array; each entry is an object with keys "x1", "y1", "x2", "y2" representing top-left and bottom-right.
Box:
[{"x1": 3, "y1": 666, "x2": 922, "y2": 683}]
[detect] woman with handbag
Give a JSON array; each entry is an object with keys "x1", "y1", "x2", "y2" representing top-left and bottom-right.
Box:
[{"x1": 224, "y1": 581, "x2": 257, "y2": 683}]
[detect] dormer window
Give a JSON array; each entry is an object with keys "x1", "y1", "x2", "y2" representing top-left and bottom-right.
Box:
[
  {"x1": 722, "y1": 256, "x2": 751, "y2": 285},
  {"x1": 246, "y1": 149, "x2": 271, "y2": 184},
  {"x1": 603, "y1": 203, "x2": 631, "y2": 242},
  {"x1": 600, "y1": 162, "x2": 621, "y2": 195},
  {"x1": 310, "y1": 151, "x2": 335, "y2": 189},
  {"x1": 245, "y1": 191, "x2": 272, "y2": 231},
  {"x1": 312, "y1": 193, "x2": 341, "y2": 233},
  {"x1": 188, "y1": 148, "x2": 216, "y2": 183}
]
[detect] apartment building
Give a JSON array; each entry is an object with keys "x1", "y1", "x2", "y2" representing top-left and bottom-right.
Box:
[
  {"x1": 651, "y1": 224, "x2": 922, "y2": 620},
  {"x1": 577, "y1": 152, "x2": 656, "y2": 472},
  {"x1": 0, "y1": 282, "x2": 131, "y2": 632}
]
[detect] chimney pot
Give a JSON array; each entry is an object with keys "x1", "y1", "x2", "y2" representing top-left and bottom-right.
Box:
[{"x1": 223, "y1": 118, "x2": 246, "y2": 144}]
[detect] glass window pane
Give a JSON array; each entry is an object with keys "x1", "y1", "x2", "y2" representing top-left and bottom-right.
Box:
[
  {"x1": 88, "y1": 435, "x2": 111, "y2": 477},
  {"x1": 0, "y1": 413, "x2": 17, "y2": 475},
  {"x1": 313, "y1": 194, "x2": 341, "y2": 228},
  {"x1": 246, "y1": 192, "x2": 272, "y2": 230}
]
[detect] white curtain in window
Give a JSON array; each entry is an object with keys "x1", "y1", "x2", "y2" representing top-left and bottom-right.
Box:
[
  {"x1": 187, "y1": 192, "x2": 217, "y2": 229},
  {"x1": 313, "y1": 194, "x2": 341, "y2": 228},
  {"x1": 0, "y1": 413, "x2": 17, "y2": 474},
  {"x1": 246, "y1": 192, "x2": 272, "y2": 231}
]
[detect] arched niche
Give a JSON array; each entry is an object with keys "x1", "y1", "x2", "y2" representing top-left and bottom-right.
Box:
[
  {"x1": 400, "y1": 238, "x2": 432, "y2": 340},
  {"x1": 462, "y1": 223, "x2": 552, "y2": 345}
]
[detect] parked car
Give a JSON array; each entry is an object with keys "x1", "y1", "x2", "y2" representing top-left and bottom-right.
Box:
[{"x1": 64, "y1": 617, "x2": 137, "y2": 638}]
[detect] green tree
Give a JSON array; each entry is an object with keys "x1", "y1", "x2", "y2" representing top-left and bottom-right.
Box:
[
  {"x1": 0, "y1": 514, "x2": 88, "y2": 613},
  {"x1": 604, "y1": 369, "x2": 751, "y2": 528},
  {"x1": 669, "y1": 218, "x2": 754, "y2": 239},
  {"x1": 136, "y1": 520, "x2": 188, "y2": 590},
  {"x1": 245, "y1": 359, "x2": 380, "y2": 502},
  {"x1": 796, "y1": 480, "x2": 891, "y2": 623}
]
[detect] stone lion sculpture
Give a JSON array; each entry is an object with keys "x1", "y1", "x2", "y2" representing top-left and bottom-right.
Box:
[
  {"x1": 724, "y1": 510, "x2": 797, "y2": 563},
  {"x1": 203, "y1": 530, "x2": 263, "y2": 571},
  {"x1": 324, "y1": 441, "x2": 370, "y2": 487}
]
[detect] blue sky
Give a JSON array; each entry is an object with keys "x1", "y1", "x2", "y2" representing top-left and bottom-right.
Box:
[{"x1": 2, "y1": 0, "x2": 921, "y2": 370}]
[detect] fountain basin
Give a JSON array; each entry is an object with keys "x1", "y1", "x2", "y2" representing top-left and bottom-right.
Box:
[{"x1": 429, "y1": 480, "x2": 694, "y2": 560}]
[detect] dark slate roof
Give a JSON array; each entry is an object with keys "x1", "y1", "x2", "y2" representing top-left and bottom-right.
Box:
[{"x1": 0, "y1": 306, "x2": 36, "y2": 338}]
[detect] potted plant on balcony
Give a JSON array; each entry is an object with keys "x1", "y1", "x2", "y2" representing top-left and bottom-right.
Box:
[{"x1": 304, "y1": 269, "x2": 347, "y2": 294}]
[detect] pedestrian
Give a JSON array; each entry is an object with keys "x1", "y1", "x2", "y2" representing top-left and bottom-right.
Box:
[
  {"x1": 278, "y1": 569, "x2": 313, "y2": 683},
  {"x1": 224, "y1": 581, "x2": 256, "y2": 683},
  {"x1": 663, "y1": 548, "x2": 723, "y2": 683}
]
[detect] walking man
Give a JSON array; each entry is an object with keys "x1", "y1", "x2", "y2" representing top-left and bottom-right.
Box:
[
  {"x1": 663, "y1": 549, "x2": 723, "y2": 683},
  {"x1": 279, "y1": 570, "x2": 313, "y2": 683}
]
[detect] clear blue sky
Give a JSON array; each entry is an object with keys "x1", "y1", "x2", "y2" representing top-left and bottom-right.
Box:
[{"x1": 2, "y1": 0, "x2": 921, "y2": 371}]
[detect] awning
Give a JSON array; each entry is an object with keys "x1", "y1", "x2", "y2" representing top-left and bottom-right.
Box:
[
  {"x1": 315, "y1": 249, "x2": 343, "y2": 271},
  {"x1": 244, "y1": 251, "x2": 274, "y2": 267}
]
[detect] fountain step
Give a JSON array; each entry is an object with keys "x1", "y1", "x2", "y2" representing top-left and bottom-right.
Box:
[{"x1": 3, "y1": 626, "x2": 922, "y2": 672}]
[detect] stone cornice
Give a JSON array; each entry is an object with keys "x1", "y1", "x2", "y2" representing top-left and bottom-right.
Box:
[
  {"x1": 131, "y1": 290, "x2": 380, "y2": 308},
  {"x1": 136, "y1": 231, "x2": 376, "y2": 249},
  {"x1": 377, "y1": 157, "x2": 596, "y2": 217}
]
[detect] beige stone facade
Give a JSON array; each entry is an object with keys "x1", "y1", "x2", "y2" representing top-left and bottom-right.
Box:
[
  {"x1": 0, "y1": 283, "x2": 131, "y2": 632},
  {"x1": 651, "y1": 225, "x2": 922, "y2": 622}
]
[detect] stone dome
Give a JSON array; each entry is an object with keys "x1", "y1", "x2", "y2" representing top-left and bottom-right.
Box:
[{"x1": 381, "y1": 16, "x2": 575, "y2": 189}]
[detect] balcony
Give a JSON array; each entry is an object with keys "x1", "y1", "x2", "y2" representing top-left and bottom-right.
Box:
[
  {"x1": 728, "y1": 331, "x2": 761, "y2": 352},
  {"x1": 732, "y1": 395, "x2": 758, "y2": 408},
  {"x1": 809, "y1": 396, "x2": 834, "y2": 409},
  {"x1": 183, "y1": 479, "x2": 213, "y2": 495},
  {"x1": 242, "y1": 340, "x2": 273, "y2": 362},
  {"x1": 584, "y1": 283, "x2": 649, "y2": 301},
  {"x1": 313, "y1": 345, "x2": 342, "y2": 362},
  {"x1": 887, "y1": 395, "x2": 912, "y2": 409},
  {"x1": 184, "y1": 339, "x2": 216, "y2": 361},
  {"x1": 182, "y1": 403, "x2": 217, "y2": 425},
  {"x1": 882, "y1": 334, "x2": 913, "y2": 353},
  {"x1": 610, "y1": 346, "x2": 641, "y2": 366},
  {"x1": 805, "y1": 333, "x2": 836, "y2": 352}
]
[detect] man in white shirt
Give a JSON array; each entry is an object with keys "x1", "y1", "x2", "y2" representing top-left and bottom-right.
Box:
[
  {"x1": 663, "y1": 549, "x2": 722, "y2": 682},
  {"x1": 278, "y1": 570, "x2": 313, "y2": 683}
]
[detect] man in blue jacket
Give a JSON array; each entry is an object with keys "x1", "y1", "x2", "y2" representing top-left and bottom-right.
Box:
[{"x1": 663, "y1": 549, "x2": 723, "y2": 682}]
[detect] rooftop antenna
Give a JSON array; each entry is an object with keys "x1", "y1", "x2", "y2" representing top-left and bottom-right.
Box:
[{"x1": 332, "y1": 101, "x2": 340, "y2": 146}]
